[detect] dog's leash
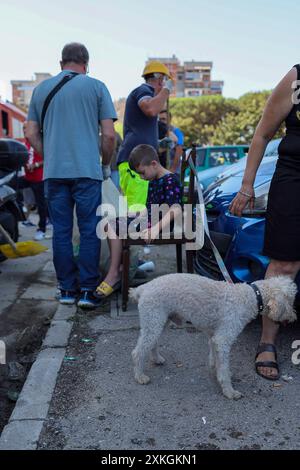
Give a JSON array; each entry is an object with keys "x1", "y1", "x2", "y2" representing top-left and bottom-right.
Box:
[{"x1": 187, "y1": 150, "x2": 234, "y2": 284}]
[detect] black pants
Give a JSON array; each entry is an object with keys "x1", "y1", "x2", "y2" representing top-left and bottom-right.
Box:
[{"x1": 17, "y1": 178, "x2": 47, "y2": 232}]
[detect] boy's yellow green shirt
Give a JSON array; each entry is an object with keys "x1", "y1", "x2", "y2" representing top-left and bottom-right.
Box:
[{"x1": 118, "y1": 162, "x2": 149, "y2": 212}]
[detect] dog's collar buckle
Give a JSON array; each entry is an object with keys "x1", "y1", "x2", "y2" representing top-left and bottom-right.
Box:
[{"x1": 249, "y1": 283, "x2": 264, "y2": 313}]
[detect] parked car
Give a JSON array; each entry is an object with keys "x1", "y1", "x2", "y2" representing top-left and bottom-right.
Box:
[
  {"x1": 184, "y1": 144, "x2": 249, "y2": 193},
  {"x1": 194, "y1": 138, "x2": 300, "y2": 295}
]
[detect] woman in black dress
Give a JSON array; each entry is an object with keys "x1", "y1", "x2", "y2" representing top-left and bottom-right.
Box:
[{"x1": 230, "y1": 64, "x2": 300, "y2": 380}]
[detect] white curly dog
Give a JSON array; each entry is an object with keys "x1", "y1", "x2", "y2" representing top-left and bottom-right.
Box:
[{"x1": 130, "y1": 273, "x2": 297, "y2": 399}]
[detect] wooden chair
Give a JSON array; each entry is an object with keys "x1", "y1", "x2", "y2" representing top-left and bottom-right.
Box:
[{"x1": 120, "y1": 145, "x2": 197, "y2": 311}]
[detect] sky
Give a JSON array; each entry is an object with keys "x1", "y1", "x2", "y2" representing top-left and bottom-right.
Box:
[{"x1": 1, "y1": 0, "x2": 300, "y2": 102}]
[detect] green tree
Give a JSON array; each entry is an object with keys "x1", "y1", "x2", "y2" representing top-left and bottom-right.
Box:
[
  {"x1": 170, "y1": 91, "x2": 285, "y2": 147},
  {"x1": 169, "y1": 95, "x2": 238, "y2": 146},
  {"x1": 211, "y1": 90, "x2": 286, "y2": 144}
]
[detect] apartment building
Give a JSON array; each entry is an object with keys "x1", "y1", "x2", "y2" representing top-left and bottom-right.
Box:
[
  {"x1": 11, "y1": 73, "x2": 52, "y2": 111},
  {"x1": 146, "y1": 55, "x2": 224, "y2": 97}
]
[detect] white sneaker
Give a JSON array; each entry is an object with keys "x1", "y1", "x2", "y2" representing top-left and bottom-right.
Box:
[
  {"x1": 34, "y1": 230, "x2": 45, "y2": 241},
  {"x1": 138, "y1": 261, "x2": 155, "y2": 272}
]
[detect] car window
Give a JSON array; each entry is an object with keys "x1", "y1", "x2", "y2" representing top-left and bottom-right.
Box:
[
  {"x1": 196, "y1": 148, "x2": 206, "y2": 166},
  {"x1": 241, "y1": 146, "x2": 249, "y2": 157},
  {"x1": 209, "y1": 149, "x2": 239, "y2": 167}
]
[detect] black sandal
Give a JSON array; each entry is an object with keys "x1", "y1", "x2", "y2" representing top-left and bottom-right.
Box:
[{"x1": 255, "y1": 343, "x2": 279, "y2": 381}]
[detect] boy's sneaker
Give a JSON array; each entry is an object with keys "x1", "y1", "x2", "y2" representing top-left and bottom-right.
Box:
[
  {"x1": 59, "y1": 290, "x2": 78, "y2": 305},
  {"x1": 77, "y1": 290, "x2": 102, "y2": 309},
  {"x1": 34, "y1": 230, "x2": 45, "y2": 241}
]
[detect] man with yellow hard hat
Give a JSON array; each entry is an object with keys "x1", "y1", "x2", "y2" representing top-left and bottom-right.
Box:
[{"x1": 117, "y1": 61, "x2": 173, "y2": 211}]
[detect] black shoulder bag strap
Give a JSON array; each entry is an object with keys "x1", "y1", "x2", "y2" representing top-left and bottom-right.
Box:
[{"x1": 40, "y1": 72, "x2": 79, "y2": 134}]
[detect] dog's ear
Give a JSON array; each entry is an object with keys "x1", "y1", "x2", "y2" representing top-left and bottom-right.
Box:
[{"x1": 267, "y1": 278, "x2": 297, "y2": 323}]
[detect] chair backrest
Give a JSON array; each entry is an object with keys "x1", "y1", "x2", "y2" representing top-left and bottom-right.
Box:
[{"x1": 180, "y1": 144, "x2": 197, "y2": 206}]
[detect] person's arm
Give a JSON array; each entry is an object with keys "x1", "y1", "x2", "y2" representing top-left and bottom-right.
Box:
[
  {"x1": 141, "y1": 175, "x2": 182, "y2": 242},
  {"x1": 140, "y1": 205, "x2": 182, "y2": 242},
  {"x1": 100, "y1": 119, "x2": 116, "y2": 166},
  {"x1": 139, "y1": 89, "x2": 170, "y2": 117},
  {"x1": 25, "y1": 121, "x2": 43, "y2": 157},
  {"x1": 229, "y1": 67, "x2": 297, "y2": 217},
  {"x1": 139, "y1": 80, "x2": 173, "y2": 117},
  {"x1": 170, "y1": 145, "x2": 183, "y2": 173}
]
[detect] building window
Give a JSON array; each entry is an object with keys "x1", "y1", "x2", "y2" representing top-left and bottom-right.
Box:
[
  {"x1": 12, "y1": 118, "x2": 24, "y2": 139},
  {"x1": 1, "y1": 111, "x2": 9, "y2": 136},
  {"x1": 185, "y1": 71, "x2": 201, "y2": 81}
]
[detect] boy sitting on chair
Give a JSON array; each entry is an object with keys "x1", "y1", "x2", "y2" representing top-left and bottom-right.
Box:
[{"x1": 94, "y1": 144, "x2": 182, "y2": 300}]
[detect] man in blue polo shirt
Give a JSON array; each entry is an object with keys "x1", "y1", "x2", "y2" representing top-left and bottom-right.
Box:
[
  {"x1": 26, "y1": 42, "x2": 117, "y2": 308},
  {"x1": 117, "y1": 61, "x2": 173, "y2": 211}
]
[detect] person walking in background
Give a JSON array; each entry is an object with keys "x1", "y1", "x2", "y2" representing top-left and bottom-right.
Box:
[
  {"x1": 230, "y1": 64, "x2": 300, "y2": 380},
  {"x1": 25, "y1": 42, "x2": 116, "y2": 308},
  {"x1": 158, "y1": 115, "x2": 178, "y2": 167},
  {"x1": 19, "y1": 121, "x2": 48, "y2": 240},
  {"x1": 117, "y1": 61, "x2": 173, "y2": 212},
  {"x1": 159, "y1": 110, "x2": 184, "y2": 173}
]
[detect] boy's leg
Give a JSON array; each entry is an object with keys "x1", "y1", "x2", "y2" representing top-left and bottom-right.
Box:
[
  {"x1": 72, "y1": 178, "x2": 102, "y2": 291},
  {"x1": 44, "y1": 179, "x2": 78, "y2": 291},
  {"x1": 100, "y1": 222, "x2": 122, "y2": 287}
]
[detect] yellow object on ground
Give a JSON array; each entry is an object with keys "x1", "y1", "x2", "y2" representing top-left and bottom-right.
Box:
[
  {"x1": 118, "y1": 162, "x2": 149, "y2": 212},
  {"x1": 0, "y1": 223, "x2": 48, "y2": 258},
  {"x1": 0, "y1": 241, "x2": 48, "y2": 259}
]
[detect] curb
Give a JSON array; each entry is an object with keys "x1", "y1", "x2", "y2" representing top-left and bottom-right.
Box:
[{"x1": 0, "y1": 303, "x2": 76, "y2": 450}]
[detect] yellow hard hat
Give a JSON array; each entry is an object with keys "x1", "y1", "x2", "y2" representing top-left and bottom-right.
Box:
[{"x1": 142, "y1": 61, "x2": 171, "y2": 78}]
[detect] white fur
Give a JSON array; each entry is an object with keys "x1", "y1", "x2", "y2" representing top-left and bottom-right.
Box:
[{"x1": 130, "y1": 274, "x2": 297, "y2": 399}]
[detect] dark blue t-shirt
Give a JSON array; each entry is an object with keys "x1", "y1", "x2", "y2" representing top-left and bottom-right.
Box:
[{"x1": 117, "y1": 83, "x2": 158, "y2": 164}]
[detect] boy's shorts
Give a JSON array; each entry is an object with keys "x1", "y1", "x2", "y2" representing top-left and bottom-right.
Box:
[{"x1": 118, "y1": 162, "x2": 149, "y2": 212}]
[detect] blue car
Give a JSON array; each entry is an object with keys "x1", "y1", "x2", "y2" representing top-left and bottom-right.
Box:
[
  {"x1": 194, "y1": 139, "x2": 300, "y2": 295},
  {"x1": 184, "y1": 145, "x2": 249, "y2": 192}
]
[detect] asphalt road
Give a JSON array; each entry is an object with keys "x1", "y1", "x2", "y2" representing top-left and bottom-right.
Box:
[
  {"x1": 37, "y1": 247, "x2": 300, "y2": 451},
  {"x1": 2, "y1": 225, "x2": 300, "y2": 450}
]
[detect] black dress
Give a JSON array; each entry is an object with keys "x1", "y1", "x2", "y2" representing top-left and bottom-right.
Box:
[{"x1": 263, "y1": 64, "x2": 300, "y2": 261}]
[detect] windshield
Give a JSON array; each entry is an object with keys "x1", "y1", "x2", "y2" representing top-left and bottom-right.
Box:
[{"x1": 209, "y1": 148, "x2": 240, "y2": 167}]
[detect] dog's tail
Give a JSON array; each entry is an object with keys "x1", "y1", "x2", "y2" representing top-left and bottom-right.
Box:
[{"x1": 129, "y1": 285, "x2": 146, "y2": 303}]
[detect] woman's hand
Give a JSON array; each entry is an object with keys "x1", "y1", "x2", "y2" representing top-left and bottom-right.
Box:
[{"x1": 229, "y1": 184, "x2": 255, "y2": 217}]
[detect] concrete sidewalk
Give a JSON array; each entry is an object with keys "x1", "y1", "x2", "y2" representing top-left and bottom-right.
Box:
[
  {"x1": 15, "y1": 299, "x2": 300, "y2": 450},
  {"x1": 1, "y1": 245, "x2": 300, "y2": 450}
]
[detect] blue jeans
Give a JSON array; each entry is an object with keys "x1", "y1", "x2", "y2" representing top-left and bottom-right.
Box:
[{"x1": 44, "y1": 178, "x2": 102, "y2": 291}]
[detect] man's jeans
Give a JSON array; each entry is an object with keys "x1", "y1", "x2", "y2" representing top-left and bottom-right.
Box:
[{"x1": 45, "y1": 178, "x2": 102, "y2": 291}]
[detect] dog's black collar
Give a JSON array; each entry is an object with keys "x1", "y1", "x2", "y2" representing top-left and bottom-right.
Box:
[{"x1": 249, "y1": 282, "x2": 264, "y2": 313}]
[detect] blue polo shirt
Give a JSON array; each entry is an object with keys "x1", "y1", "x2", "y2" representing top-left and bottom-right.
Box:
[
  {"x1": 117, "y1": 83, "x2": 158, "y2": 164},
  {"x1": 28, "y1": 70, "x2": 117, "y2": 180}
]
